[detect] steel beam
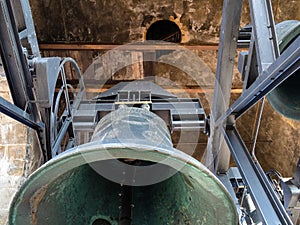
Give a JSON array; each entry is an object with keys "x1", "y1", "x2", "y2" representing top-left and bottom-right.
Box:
[
  {"x1": 0, "y1": 0, "x2": 41, "y2": 119},
  {"x1": 248, "y1": 0, "x2": 279, "y2": 73},
  {"x1": 223, "y1": 126, "x2": 293, "y2": 225},
  {"x1": 0, "y1": 0, "x2": 47, "y2": 161},
  {"x1": 216, "y1": 36, "x2": 300, "y2": 125},
  {"x1": 206, "y1": 0, "x2": 243, "y2": 173},
  {"x1": 19, "y1": 0, "x2": 40, "y2": 57},
  {"x1": 73, "y1": 98, "x2": 206, "y2": 132},
  {"x1": 0, "y1": 0, "x2": 28, "y2": 109},
  {"x1": 242, "y1": 32, "x2": 258, "y2": 90},
  {"x1": 0, "y1": 96, "x2": 44, "y2": 130}
]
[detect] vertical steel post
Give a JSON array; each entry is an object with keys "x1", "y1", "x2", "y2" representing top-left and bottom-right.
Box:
[
  {"x1": 206, "y1": 0, "x2": 243, "y2": 173},
  {"x1": 248, "y1": 0, "x2": 279, "y2": 72}
]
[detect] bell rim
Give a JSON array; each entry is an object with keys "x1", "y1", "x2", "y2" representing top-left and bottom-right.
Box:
[{"x1": 9, "y1": 142, "x2": 239, "y2": 225}]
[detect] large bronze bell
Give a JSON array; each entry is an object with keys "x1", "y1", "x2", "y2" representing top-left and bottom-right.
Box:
[
  {"x1": 267, "y1": 20, "x2": 300, "y2": 120},
  {"x1": 9, "y1": 107, "x2": 238, "y2": 225}
]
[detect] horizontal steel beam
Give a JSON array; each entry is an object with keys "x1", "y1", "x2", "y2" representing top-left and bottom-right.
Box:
[{"x1": 223, "y1": 126, "x2": 293, "y2": 225}]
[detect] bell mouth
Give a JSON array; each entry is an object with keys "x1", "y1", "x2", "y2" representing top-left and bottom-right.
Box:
[{"x1": 9, "y1": 143, "x2": 238, "y2": 225}]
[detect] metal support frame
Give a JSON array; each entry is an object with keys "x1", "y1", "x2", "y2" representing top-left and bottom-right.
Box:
[
  {"x1": 207, "y1": 0, "x2": 299, "y2": 223},
  {"x1": 216, "y1": 36, "x2": 299, "y2": 125},
  {"x1": 0, "y1": 0, "x2": 85, "y2": 161},
  {"x1": 0, "y1": 1, "x2": 32, "y2": 111},
  {"x1": 36, "y1": 57, "x2": 85, "y2": 159},
  {"x1": 18, "y1": 0, "x2": 40, "y2": 57},
  {"x1": 0, "y1": 0, "x2": 47, "y2": 158},
  {"x1": 0, "y1": 0, "x2": 299, "y2": 223},
  {"x1": 206, "y1": 0, "x2": 243, "y2": 173},
  {"x1": 241, "y1": 31, "x2": 258, "y2": 90},
  {"x1": 73, "y1": 97, "x2": 206, "y2": 133},
  {"x1": 248, "y1": 0, "x2": 279, "y2": 72},
  {"x1": 208, "y1": 0, "x2": 282, "y2": 173},
  {"x1": 224, "y1": 127, "x2": 293, "y2": 224}
]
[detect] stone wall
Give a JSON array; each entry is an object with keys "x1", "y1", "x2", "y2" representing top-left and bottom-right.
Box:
[
  {"x1": 29, "y1": 0, "x2": 300, "y2": 44},
  {"x1": 0, "y1": 62, "x2": 43, "y2": 224}
]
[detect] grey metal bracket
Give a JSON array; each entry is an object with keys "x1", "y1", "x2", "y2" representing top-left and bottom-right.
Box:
[
  {"x1": 73, "y1": 97, "x2": 206, "y2": 134},
  {"x1": 281, "y1": 179, "x2": 300, "y2": 224},
  {"x1": 170, "y1": 108, "x2": 205, "y2": 131},
  {"x1": 117, "y1": 90, "x2": 152, "y2": 103},
  {"x1": 34, "y1": 57, "x2": 85, "y2": 159},
  {"x1": 90, "y1": 81, "x2": 206, "y2": 133},
  {"x1": 217, "y1": 169, "x2": 243, "y2": 223}
]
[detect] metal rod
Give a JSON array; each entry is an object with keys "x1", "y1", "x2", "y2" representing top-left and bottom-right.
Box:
[{"x1": 250, "y1": 97, "x2": 265, "y2": 157}]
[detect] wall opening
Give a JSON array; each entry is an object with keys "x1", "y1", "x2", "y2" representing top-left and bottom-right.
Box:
[{"x1": 146, "y1": 20, "x2": 181, "y2": 43}]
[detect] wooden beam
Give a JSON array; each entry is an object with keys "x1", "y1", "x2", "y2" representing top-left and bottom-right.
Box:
[
  {"x1": 39, "y1": 43, "x2": 220, "y2": 51},
  {"x1": 58, "y1": 87, "x2": 243, "y2": 94},
  {"x1": 83, "y1": 87, "x2": 243, "y2": 94}
]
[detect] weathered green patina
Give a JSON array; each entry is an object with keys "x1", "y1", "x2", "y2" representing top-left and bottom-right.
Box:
[
  {"x1": 267, "y1": 20, "x2": 300, "y2": 120},
  {"x1": 9, "y1": 108, "x2": 238, "y2": 225}
]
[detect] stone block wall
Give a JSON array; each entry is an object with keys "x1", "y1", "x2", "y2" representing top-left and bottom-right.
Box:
[{"x1": 0, "y1": 62, "x2": 42, "y2": 224}]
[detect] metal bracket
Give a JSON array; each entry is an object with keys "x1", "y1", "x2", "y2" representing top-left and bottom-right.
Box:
[{"x1": 35, "y1": 57, "x2": 62, "y2": 108}]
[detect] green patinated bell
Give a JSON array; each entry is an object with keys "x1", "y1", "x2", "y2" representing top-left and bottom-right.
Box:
[
  {"x1": 267, "y1": 20, "x2": 300, "y2": 120},
  {"x1": 9, "y1": 108, "x2": 238, "y2": 225}
]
